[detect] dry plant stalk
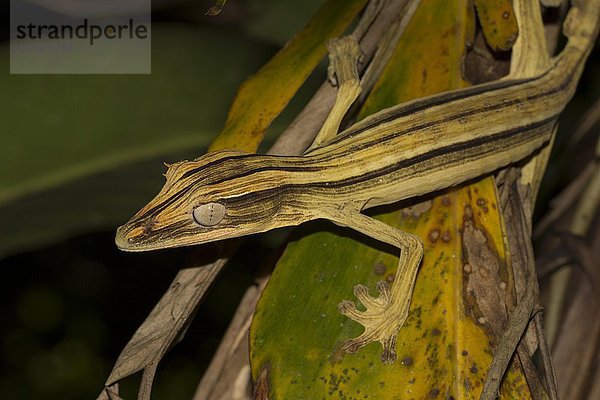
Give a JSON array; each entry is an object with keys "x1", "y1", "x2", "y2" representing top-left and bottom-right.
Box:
[{"x1": 536, "y1": 119, "x2": 600, "y2": 399}]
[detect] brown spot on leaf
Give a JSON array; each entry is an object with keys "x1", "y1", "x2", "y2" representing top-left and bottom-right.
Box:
[
  {"x1": 441, "y1": 230, "x2": 451, "y2": 242},
  {"x1": 502, "y1": 11, "x2": 510, "y2": 19},
  {"x1": 402, "y1": 200, "x2": 433, "y2": 217},
  {"x1": 476, "y1": 198, "x2": 486, "y2": 207},
  {"x1": 431, "y1": 328, "x2": 441, "y2": 336},
  {"x1": 373, "y1": 262, "x2": 387, "y2": 276},
  {"x1": 401, "y1": 356, "x2": 414, "y2": 366},
  {"x1": 386, "y1": 274, "x2": 395, "y2": 283},
  {"x1": 428, "y1": 388, "x2": 440, "y2": 398},
  {"x1": 470, "y1": 364, "x2": 479, "y2": 373},
  {"x1": 464, "y1": 205, "x2": 473, "y2": 220},
  {"x1": 464, "y1": 378, "x2": 472, "y2": 391},
  {"x1": 330, "y1": 342, "x2": 347, "y2": 364},
  {"x1": 441, "y1": 196, "x2": 451, "y2": 206},
  {"x1": 429, "y1": 229, "x2": 441, "y2": 242}
]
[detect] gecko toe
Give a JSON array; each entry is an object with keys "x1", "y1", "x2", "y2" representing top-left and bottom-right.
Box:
[
  {"x1": 353, "y1": 283, "x2": 388, "y2": 309},
  {"x1": 376, "y1": 281, "x2": 391, "y2": 301},
  {"x1": 341, "y1": 335, "x2": 369, "y2": 354},
  {"x1": 353, "y1": 284, "x2": 370, "y2": 297},
  {"x1": 380, "y1": 335, "x2": 398, "y2": 364},
  {"x1": 353, "y1": 284, "x2": 377, "y2": 305},
  {"x1": 338, "y1": 299, "x2": 356, "y2": 312},
  {"x1": 338, "y1": 300, "x2": 365, "y2": 321},
  {"x1": 376, "y1": 280, "x2": 389, "y2": 293}
]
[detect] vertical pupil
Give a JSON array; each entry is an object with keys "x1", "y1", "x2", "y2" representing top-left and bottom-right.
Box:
[
  {"x1": 193, "y1": 202, "x2": 226, "y2": 226},
  {"x1": 207, "y1": 204, "x2": 215, "y2": 223}
]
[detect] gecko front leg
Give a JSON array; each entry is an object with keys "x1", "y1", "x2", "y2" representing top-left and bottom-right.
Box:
[
  {"x1": 306, "y1": 36, "x2": 362, "y2": 151},
  {"x1": 332, "y1": 211, "x2": 423, "y2": 364}
]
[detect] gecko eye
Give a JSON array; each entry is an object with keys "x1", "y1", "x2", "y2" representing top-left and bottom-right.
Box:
[{"x1": 193, "y1": 202, "x2": 226, "y2": 227}]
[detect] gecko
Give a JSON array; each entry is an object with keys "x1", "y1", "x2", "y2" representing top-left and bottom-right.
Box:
[{"x1": 115, "y1": 2, "x2": 599, "y2": 364}]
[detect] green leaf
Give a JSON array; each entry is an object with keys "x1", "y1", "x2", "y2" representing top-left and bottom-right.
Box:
[
  {"x1": 0, "y1": 24, "x2": 275, "y2": 206},
  {"x1": 0, "y1": 24, "x2": 276, "y2": 256}
]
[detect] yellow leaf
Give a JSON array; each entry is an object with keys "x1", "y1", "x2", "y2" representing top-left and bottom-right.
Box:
[
  {"x1": 209, "y1": 0, "x2": 369, "y2": 152},
  {"x1": 473, "y1": 0, "x2": 519, "y2": 51}
]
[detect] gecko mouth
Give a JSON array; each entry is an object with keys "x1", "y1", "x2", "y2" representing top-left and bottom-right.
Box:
[
  {"x1": 114, "y1": 218, "x2": 203, "y2": 252},
  {"x1": 114, "y1": 219, "x2": 162, "y2": 252}
]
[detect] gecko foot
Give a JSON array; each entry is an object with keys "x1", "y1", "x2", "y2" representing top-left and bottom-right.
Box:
[{"x1": 338, "y1": 281, "x2": 408, "y2": 364}]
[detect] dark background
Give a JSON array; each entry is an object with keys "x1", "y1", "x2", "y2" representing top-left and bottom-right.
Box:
[{"x1": 0, "y1": 1, "x2": 598, "y2": 399}]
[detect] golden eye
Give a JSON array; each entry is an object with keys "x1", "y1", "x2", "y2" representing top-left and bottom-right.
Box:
[{"x1": 193, "y1": 203, "x2": 226, "y2": 227}]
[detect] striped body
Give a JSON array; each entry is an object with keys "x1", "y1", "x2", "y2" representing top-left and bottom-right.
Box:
[{"x1": 115, "y1": 9, "x2": 595, "y2": 252}]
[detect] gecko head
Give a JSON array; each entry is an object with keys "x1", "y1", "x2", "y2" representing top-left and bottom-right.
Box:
[{"x1": 115, "y1": 150, "x2": 298, "y2": 252}]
